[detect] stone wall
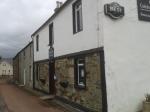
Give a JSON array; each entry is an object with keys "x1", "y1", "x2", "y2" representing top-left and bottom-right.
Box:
[
  {"x1": 55, "y1": 53, "x2": 102, "y2": 112},
  {"x1": 13, "y1": 56, "x2": 19, "y2": 82},
  {"x1": 24, "y1": 43, "x2": 33, "y2": 88},
  {"x1": 34, "y1": 61, "x2": 49, "y2": 93},
  {"x1": 18, "y1": 42, "x2": 33, "y2": 88}
]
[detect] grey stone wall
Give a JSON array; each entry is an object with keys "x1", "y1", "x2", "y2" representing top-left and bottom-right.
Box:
[
  {"x1": 55, "y1": 53, "x2": 102, "y2": 112},
  {"x1": 13, "y1": 56, "x2": 19, "y2": 82},
  {"x1": 18, "y1": 42, "x2": 33, "y2": 88}
]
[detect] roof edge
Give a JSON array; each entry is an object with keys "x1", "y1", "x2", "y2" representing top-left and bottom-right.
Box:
[
  {"x1": 13, "y1": 41, "x2": 33, "y2": 59},
  {"x1": 31, "y1": 0, "x2": 73, "y2": 37}
]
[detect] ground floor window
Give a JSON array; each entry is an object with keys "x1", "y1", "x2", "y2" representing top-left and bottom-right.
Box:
[
  {"x1": 74, "y1": 57, "x2": 86, "y2": 89},
  {"x1": 35, "y1": 62, "x2": 48, "y2": 85}
]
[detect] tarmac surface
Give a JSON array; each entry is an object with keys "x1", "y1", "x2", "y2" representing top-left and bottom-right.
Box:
[{"x1": 0, "y1": 79, "x2": 69, "y2": 112}]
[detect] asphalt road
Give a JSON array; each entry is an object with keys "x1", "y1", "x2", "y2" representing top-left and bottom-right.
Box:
[{"x1": 0, "y1": 80, "x2": 68, "y2": 112}]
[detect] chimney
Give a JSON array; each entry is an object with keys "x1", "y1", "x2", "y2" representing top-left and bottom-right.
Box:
[{"x1": 54, "y1": 1, "x2": 63, "y2": 12}]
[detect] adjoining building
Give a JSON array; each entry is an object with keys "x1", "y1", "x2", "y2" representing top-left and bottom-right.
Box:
[
  {"x1": 0, "y1": 58, "x2": 13, "y2": 78},
  {"x1": 13, "y1": 42, "x2": 33, "y2": 89}
]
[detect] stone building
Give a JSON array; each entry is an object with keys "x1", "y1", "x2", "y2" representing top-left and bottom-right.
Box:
[
  {"x1": 13, "y1": 42, "x2": 33, "y2": 89},
  {"x1": 0, "y1": 58, "x2": 13, "y2": 77},
  {"x1": 31, "y1": 0, "x2": 104, "y2": 112}
]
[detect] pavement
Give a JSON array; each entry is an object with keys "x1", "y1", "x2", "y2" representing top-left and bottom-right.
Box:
[{"x1": 0, "y1": 79, "x2": 70, "y2": 112}]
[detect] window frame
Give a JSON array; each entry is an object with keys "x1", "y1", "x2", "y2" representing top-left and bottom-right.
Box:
[
  {"x1": 49, "y1": 23, "x2": 54, "y2": 46},
  {"x1": 30, "y1": 45, "x2": 32, "y2": 58},
  {"x1": 36, "y1": 35, "x2": 39, "y2": 52},
  {"x1": 23, "y1": 50, "x2": 26, "y2": 59},
  {"x1": 74, "y1": 57, "x2": 86, "y2": 89},
  {"x1": 72, "y1": 0, "x2": 83, "y2": 34}
]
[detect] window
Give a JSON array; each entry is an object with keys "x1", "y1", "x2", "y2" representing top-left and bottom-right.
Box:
[
  {"x1": 2, "y1": 70, "x2": 6, "y2": 75},
  {"x1": 23, "y1": 51, "x2": 26, "y2": 59},
  {"x1": 30, "y1": 45, "x2": 32, "y2": 57},
  {"x1": 74, "y1": 57, "x2": 86, "y2": 89},
  {"x1": 49, "y1": 23, "x2": 54, "y2": 46},
  {"x1": 73, "y1": 0, "x2": 83, "y2": 34},
  {"x1": 36, "y1": 35, "x2": 39, "y2": 51}
]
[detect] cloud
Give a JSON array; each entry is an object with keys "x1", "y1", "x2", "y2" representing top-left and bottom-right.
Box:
[{"x1": 0, "y1": 0, "x2": 66, "y2": 58}]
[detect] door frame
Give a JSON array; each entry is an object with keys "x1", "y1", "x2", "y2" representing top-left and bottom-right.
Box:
[{"x1": 23, "y1": 69, "x2": 26, "y2": 85}]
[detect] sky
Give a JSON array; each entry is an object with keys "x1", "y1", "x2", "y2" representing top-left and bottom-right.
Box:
[{"x1": 0, "y1": 0, "x2": 66, "y2": 58}]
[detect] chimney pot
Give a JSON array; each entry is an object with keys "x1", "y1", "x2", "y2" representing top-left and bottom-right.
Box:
[{"x1": 54, "y1": 1, "x2": 63, "y2": 12}]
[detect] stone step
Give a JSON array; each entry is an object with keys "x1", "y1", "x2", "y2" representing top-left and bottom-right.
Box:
[{"x1": 40, "y1": 95, "x2": 55, "y2": 100}]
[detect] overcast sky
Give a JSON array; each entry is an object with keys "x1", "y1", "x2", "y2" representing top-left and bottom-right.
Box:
[{"x1": 0, "y1": 0, "x2": 66, "y2": 58}]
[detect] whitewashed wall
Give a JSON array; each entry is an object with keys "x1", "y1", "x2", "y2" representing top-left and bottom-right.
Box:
[
  {"x1": 33, "y1": 27, "x2": 49, "y2": 61},
  {"x1": 33, "y1": 0, "x2": 103, "y2": 61},
  {"x1": 53, "y1": 0, "x2": 102, "y2": 57},
  {"x1": 101, "y1": 0, "x2": 150, "y2": 112}
]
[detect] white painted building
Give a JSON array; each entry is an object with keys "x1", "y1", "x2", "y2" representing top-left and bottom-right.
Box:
[
  {"x1": 32, "y1": 0, "x2": 150, "y2": 112},
  {"x1": 0, "y1": 58, "x2": 13, "y2": 76},
  {"x1": 102, "y1": 0, "x2": 150, "y2": 112}
]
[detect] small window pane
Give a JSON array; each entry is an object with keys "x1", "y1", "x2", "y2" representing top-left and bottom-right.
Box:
[
  {"x1": 73, "y1": 0, "x2": 83, "y2": 34},
  {"x1": 36, "y1": 35, "x2": 39, "y2": 51},
  {"x1": 75, "y1": 57, "x2": 86, "y2": 89}
]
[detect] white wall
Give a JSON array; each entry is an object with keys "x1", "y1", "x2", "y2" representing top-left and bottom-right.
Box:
[
  {"x1": 54, "y1": 0, "x2": 102, "y2": 57},
  {"x1": 33, "y1": 27, "x2": 49, "y2": 61},
  {"x1": 101, "y1": 0, "x2": 150, "y2": 112},
  {"x1": 33, "y1": 0, "x2": 103, "y2": 61}
]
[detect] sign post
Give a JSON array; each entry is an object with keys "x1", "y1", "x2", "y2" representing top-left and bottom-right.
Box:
[
  {"x1": 49, "y1": 47, "x2": 54, "y2": 62},
  {"x1": 137, "y1": 0, "x2": 150, "y2": 21}
]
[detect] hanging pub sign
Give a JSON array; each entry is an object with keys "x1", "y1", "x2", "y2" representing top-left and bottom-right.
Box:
[
  {"x1": 49, "y1": 47, "x2": 54, "y2": 61},
  {"x1": 137, "y1": 0, "x2": 150, "y2": 21},
  {"x1": 104, "y1": 2, "x2": 125, "y2": 19}
]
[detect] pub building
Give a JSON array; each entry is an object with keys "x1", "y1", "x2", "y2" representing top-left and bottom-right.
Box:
[{"x1": 30, "y1": 0, "x2": 150, "y2": 112}]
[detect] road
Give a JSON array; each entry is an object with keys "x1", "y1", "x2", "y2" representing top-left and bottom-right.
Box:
[{"x1": 0, "y1": 80, "x2": 68, "y2": 112}]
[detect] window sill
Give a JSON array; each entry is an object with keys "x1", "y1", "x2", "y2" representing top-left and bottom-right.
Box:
[
  {"x1": 73, "y1": 29, "x2": 83, "y2": 35},
  {"x1": 74, "y1": 85, "x2": 86, "y2": 90}
]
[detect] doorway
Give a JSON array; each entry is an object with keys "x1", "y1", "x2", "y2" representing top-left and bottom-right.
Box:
[
  {"x1": 23, "y1": 69, "x2": 26, "y2": 85},
  {"x1": 49, "y1": 60, "x2": 55, "y2": 95}
]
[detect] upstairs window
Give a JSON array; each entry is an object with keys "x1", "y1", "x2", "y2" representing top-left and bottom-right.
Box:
[
  {"x1": 36, "y1": 35, "x2": 39, "y2": 52},
  {"x1": 23, "y1": 51, "x2": 26, "y2": 59},
  {"x1": 72, "y1": 0, "x2": 83, "y2": 34},
  {"x1": 49, "y1": 23, "x2": 54, "y2": 46},
  {"x1": 74, "y1": 57, "x2": 86, "y2": 89},
  {"x1": 30, "y1": 45, "x2": 32, "y2": 57}
]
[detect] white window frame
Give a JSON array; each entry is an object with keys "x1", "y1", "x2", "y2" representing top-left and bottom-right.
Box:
[
  {"x1": 76, "y1": 58, "x2": 86, "y2": 88},
  {"x1": 73, "y1": 0, "x2": 83, "y2": 34}
]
